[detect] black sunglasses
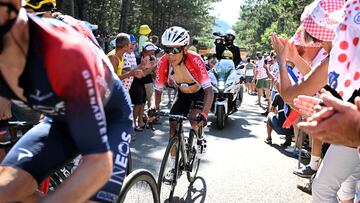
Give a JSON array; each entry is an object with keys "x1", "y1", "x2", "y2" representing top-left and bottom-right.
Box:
[{"x1": 164, "y1": 46, "x2": 184, "y2": 54}]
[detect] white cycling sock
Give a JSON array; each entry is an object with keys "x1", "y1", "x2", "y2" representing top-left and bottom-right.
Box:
[{"x1": 309, "y1": 155, "x2": 321, "y2": 170}]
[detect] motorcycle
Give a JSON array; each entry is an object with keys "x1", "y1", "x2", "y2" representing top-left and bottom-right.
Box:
[{"x1": 209, "y1": 59, "x2": 243, "y2": 129}]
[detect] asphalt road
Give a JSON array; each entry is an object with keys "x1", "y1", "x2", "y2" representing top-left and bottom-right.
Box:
[{"x1": 129, "y1": 91, "x2": 312, "y2": 203}]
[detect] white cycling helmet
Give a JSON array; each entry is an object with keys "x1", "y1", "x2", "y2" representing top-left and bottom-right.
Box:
[
  {"x1": 161, "y1": 26, "x2": 190, "y2": 46},
  {"x1": 225, "y1": 29, "x2": 236, "y2": 37}
]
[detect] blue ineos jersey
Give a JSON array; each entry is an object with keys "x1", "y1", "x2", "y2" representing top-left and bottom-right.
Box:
[{"x1": 0, "y1": 15, "x2": 130, "y2": 154}]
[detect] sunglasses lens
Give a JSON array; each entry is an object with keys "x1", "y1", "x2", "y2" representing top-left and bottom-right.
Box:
[
  {"x1": 165, "y1": 47, "x2": 182, "y2": 54},
  {"x1": 164, "y1": 47, "x2": 171, "y2": 54}
]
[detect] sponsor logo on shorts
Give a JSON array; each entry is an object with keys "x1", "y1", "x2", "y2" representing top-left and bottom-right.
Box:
[
  {"x1": 29, "y1": 89, "x2": 54, "y2": 102},
  {"x1": 109, "y1": 132, "x2": 131, "y2": 186},
  {"x1": 96, "y1": 191, "x2": 118, "y2": 203},
  {"x1": 17, "y1": 148, "x2": 33, "y2": 161}
]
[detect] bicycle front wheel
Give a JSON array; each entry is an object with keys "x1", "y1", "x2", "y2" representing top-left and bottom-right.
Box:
[
  {"x1": 117, "y1": 169, "x2": 159, "y2": 203},
  {"x1": 157, "y1": 136, "x2": 180, "y2": 202}
]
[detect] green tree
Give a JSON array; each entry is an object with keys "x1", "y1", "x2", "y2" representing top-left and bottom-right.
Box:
[
  {"x1": 233, "y1": 0, "x2": 312, "y2": 55},
  {"x1": 57, "y1": 0, "x2": 220, "y2": 49}
]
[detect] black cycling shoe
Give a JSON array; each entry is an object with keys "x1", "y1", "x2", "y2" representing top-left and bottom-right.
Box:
[{"x1": 163, "y1": 168, "x2": 175, "y2": 185}]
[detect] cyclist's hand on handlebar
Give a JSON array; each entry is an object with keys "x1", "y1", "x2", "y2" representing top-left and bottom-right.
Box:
[{"x1": 196, "y1": 112, "x2": 208, "y2": 127}]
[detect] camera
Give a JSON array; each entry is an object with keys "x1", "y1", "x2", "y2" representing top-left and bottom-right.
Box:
[{"x1": 213, "y1": 32, "x2": 226, "y2": 46}]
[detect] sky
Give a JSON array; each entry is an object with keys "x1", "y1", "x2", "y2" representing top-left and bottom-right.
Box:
[{"x1": 212, "y1": 0, "x2": 243, "y2": 26}]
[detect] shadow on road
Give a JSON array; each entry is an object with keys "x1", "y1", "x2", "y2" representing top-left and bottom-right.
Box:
[
  {"x1": 130, "y1": 123, "x2": 170, "y2": 174},
  {"x1": 171, "y1": 176, "x2": 207, "y2": 203},
  {"x1": 207, "y1": 116, "x2": 255, "y2": 140}
]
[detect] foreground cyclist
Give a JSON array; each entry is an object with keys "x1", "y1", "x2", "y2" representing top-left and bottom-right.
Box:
[
  {"x1": 0, "y1": 1, "x2": 132, "y2": 202},
  {"x1": 151, "y1": 26, "x2": 213, "y2": 182}
]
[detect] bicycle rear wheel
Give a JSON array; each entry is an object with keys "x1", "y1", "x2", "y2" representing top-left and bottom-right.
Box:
[
  {"x1": 186, "y1": 129, "x2": 200, "y2": 183},
  {"x1": 157, "y1": 136, "x2": 180, "y2": 202},
  {"x1": 118, "y1": 169, "x2": 159, "y2": 203}
]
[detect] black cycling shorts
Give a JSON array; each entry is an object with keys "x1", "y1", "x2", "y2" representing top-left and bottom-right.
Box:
[{"x1": 169, "y1": 89, "x2": 204, "y2": 121}]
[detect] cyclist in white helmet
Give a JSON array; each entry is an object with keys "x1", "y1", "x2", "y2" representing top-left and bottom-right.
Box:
[{"x1": 151, "y1": 26, "x2": 213, "y2": 181}]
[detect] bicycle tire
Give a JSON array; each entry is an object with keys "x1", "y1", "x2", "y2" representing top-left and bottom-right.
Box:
[
  {"x1": 186, "y1": 130, "x2": 200, "y2": 183},
  {"x1": 157, "y1": 136, "x2": 180, "y2": 202},
  {"x1": 126, "y1": 150, "x2": 132, "y2": 176},
  {"x1": 117, "y1": 169, "x2": 159, "y2": 203}
]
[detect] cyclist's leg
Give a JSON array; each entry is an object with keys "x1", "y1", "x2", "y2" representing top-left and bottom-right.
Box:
[
  {"x1": 188, "y1": 89, "x2": 207, "y2": 158},
  {"x1": 0, "y1": 118, "x2": 78, "y2": 202},
  {"x1": 169, "y1": 91, "x2": 191, "y2": 163},
  {"x1": 188, "y1": 89, "x2": 205, "y2": 134},
  {"x1": 0, "y1": 166, "x2": 38, "y2": 202}
]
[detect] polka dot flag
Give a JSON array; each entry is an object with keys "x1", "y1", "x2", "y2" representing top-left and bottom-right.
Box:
[
  {"x1": 121, "y1": 77, "x2": 133, "y2": 92},
  {"x1": 328, "y1": 0, "x2": 360, "y2": 100}
]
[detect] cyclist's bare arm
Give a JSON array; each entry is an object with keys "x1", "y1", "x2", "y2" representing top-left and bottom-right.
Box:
[
  {"x1": 279, "y1": 57, "x2": 329, "y2": 105},
  {"x1": 201, "y1": 87, "x2": 214, "y2": 115},
  {"x1": 41, "y1": 151, "x2": 113, "y2": 203}
]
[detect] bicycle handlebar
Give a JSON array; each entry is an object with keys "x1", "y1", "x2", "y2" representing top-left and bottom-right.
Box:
[
  {"x1": 150, "y1": 111, "x2": 198, "y2": 122},
  {"x1": 0, "y1": 120, "x2": 39, "y2": 128},
  {"x1": 0, "y1": 120, "x2": 39, "y2": 148}
]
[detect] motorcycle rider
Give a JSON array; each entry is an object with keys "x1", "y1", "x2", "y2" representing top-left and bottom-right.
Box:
[
  {"x1": 215, "y1": 29, "x2": 242, "y2": 67},
  {"x1": 219, "y1": 50, "x2": 236, "y2": 72},
  {"x1": 220, "y1": 50, "x2": 242, "y2": 108}
]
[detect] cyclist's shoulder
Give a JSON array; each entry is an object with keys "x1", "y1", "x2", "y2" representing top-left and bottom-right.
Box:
[
  {"x1": 53, "y1": 13, "x2": 98, "y2": 45},
  {"x1": 186, "y1": 50, "x2": 201, "y2": 60},
  {"x1": 186, "y1": 51, "x2": 205, "y2": 69},
  {"x1": 158, "y1": 55, "x2": 169, "y2": 67},
  {"x1": 28, "y1": 15, "x2": 86, "y2": 49},
  {"x1": 28, "y1": 16, "x2": 87, "y2": 61}
]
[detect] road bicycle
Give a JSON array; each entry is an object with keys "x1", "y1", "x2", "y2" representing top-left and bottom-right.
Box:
[{"x1": 155, "y1": 112, "x2": 202, "y2": 202}]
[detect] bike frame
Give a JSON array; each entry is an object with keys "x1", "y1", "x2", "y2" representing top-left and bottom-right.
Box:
[{"x1": 175, "y1": 121, "x2": 190, "y2": 170}]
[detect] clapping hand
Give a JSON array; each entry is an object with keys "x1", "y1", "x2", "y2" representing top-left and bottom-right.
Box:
[
  {"x1": 297, "y1": 92, "x2": 360, "y2": 147},
  {"x1": 293, "y1": 95, "x2": 324, "y2": 117}
]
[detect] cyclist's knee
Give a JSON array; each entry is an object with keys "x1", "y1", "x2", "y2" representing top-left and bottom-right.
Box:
[
  {"x1": 190, "y1": 121, "x2": 198, "y2": 130},
  {"x1": 0, "y1": 167, "x2": 37, "y2": 202},
  {"x1": 190, "y1": 109, "x2": 201, "y2": 129},
  {"x1": 189, "y1": 109, "x2": 201, "y2": 118}
]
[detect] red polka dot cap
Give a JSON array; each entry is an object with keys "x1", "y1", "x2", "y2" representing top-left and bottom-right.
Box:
[
  {"x1": 328, "y1": 0, "x2": 360, "y2": 100},
  {"x1": 290, "y1": 25, "x2": 323, "y2": 47},
  {"x1": 301, "y1": 0, "x2": 345, "y2": 42}
]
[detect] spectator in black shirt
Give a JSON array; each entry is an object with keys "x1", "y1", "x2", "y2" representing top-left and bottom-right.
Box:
[
  {"x1": 215, "y1": 29, "x2": 242, "y2": 67},
  {"x1": 264, "y1": 93, "x2": 294, "y2": 146}
]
